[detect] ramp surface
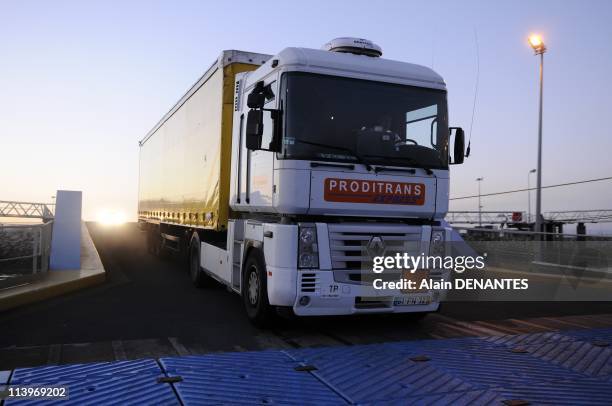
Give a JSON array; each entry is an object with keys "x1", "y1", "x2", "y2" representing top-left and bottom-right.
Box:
[{"x1": 4, "y1": 327, "x2": 612, "y2": 405}]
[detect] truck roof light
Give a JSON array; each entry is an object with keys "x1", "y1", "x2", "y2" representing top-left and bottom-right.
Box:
[{"x1": 322, "y1": 37, "x2": 382, "y2": 57}]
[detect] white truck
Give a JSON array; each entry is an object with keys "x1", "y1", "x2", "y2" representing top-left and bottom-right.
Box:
[{"x1": 138, "y1": 38, "x2": 466, "y2": 325}]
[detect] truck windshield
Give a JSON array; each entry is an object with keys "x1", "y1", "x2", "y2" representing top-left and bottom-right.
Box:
[{"x1": 280, "y1": 72, "x2": 449, "y2": 169}]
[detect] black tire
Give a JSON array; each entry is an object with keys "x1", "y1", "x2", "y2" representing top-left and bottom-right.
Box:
[
  {"x1": 147, "y1": 229, "x2": 161, "y2": 256},
  {"x1": 179, "y1": 231, "x2": 191, "y2": 270},
  {"x1": 153, "y1": 232, "x2": 170, "y2": 259},
  {"x1": 243, "y1": 250, "x2": 275, "y2": 327},
  {"x1": 189, "y1": 234, "x2": 210, "y2": 288},
  {"x1": 152, "y1": 233, "x2": 161, "y2": 257},
  {"x1": 146, "y1": 230, "x2": 154, "y2": 254}
]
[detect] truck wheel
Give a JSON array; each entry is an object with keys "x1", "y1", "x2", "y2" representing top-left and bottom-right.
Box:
[
  {"x1": 189, "y1": 234, "x2": 209, "y2": 288},
  {"x1": 147, "y1": 229, "x2": 162, "y2": 256},
  {"x1": 243, "y1": 250, "x2": 275, "y2": 327},
  {"x1": 179, "y1": 231, "x2": 191, "y2": 269}
]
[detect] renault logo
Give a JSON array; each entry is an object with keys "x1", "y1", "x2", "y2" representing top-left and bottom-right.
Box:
[{"x1": 366, "y1": 236, "x2": 386, "y2": 257}]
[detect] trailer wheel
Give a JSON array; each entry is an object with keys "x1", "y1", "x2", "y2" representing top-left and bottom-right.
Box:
[
  {"x1": 243, "y1": 250, "x2": 275, "y2": 327},
  {"x1": 147, "y1": 228, "x2": 162, "y2": 257},
  {"x1": 146, "y1": 230, "x2": 155, "y2": 254},
  {"x1": 189, "y1": 234, "x2": 209, "y2": 288}
]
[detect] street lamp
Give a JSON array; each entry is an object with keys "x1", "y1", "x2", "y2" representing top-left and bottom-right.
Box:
[
  {"x1": 476, "y1": 177, "x2": 484, "y2": 227},
  {"x1": 529, "y1": 34, "x2": 546, "y2": 233},
  {"x1": 527, "y1": 169, "x2": 536, "y2": 224}
]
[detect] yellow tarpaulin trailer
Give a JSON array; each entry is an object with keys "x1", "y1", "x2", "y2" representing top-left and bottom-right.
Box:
[{"x1": 138, "y1": 51, "x2": 270, "y2": 230}]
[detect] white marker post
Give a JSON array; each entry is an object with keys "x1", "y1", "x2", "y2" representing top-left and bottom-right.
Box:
[{"x1": 50, "y1": 190, "x2": 82, "y2": 270}]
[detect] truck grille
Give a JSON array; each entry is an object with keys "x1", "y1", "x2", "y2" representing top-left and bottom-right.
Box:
[
  {"x1": 328, "y1": 224, "x2": 422, "y2": 270},
  {"x1": 300, "y1": 272, "x2": 319, "y2": 293}
]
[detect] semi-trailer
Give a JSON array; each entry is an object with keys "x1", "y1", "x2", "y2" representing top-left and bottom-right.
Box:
[{"x1": 138, "y1": 37, "x2": 466, "y2": 325}]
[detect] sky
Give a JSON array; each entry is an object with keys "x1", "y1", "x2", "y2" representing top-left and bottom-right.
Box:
[{"x1": 1, "y1": 0, "x2": 612, "y2": 230}]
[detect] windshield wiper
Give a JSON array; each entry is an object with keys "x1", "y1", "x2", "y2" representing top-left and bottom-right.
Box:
[
  {"x1": 292, "y1": 139, "x2": 372, "y2": 171},
  {"x1": 373, "y1": 166, "x2": 416, "y2": 174}
]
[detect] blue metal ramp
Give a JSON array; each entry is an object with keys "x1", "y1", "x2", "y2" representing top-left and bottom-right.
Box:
[
  {"x1": 4, "y1": 328, "x2": 612, "y2": 405},
  {"x1": 159, "y1": 350, "x2": 346, "y2": 405},
  {"x1": 5, "y1": 359, "x2": 177, "y2": 405}
]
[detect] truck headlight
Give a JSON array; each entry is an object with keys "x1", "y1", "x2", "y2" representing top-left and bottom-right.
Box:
[
  {"x1": 430, "y1": 230, "x2": 446, "y2": 257},
  {"x1": 298, "y1": 224, "x2": 319, "y2": 268}
]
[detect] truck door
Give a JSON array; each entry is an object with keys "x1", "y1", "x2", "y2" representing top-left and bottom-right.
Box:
[{"x1": 245, "y1": 79, "x2": 277, "y2": 210}]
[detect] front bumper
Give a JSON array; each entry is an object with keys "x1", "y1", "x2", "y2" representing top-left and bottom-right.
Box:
[{"x1": 267, "y1": 266, "x2": 448, "y2": 316}]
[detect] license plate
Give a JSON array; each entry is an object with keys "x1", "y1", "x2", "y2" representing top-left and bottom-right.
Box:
[{"x1": 393, "y1": 294, "x2": 432, "y2": 306}]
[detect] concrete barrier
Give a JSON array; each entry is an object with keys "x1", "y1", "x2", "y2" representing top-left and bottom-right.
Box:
[{"x1": 0, "y1": 223, "x2": 105, "y2": 312}]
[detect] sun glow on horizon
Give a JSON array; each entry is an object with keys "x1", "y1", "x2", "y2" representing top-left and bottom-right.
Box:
[{"x1": 96, "y1": 209, "x2": 127, "y2": 226}]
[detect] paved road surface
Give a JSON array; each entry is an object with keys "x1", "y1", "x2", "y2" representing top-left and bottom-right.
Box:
[{"x1": 1, "y1": 222, "x2": 612, "y2": 370}]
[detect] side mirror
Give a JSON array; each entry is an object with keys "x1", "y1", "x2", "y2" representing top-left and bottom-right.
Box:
[
  {"x1": 246, "y1": 110, "x2": 263, "y2": 150},
  {"x1": 449, "y1": 127, "x2": 465, "y2": 165},
  {"x1": 247, "y1": 81, "x2": 266, "y2": 109},
  {"x1": 247, "y1": 92, "x2": 265, "y2": 109}
]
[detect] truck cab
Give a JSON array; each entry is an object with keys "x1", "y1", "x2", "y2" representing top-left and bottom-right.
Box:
[{"x1": 222, "y1": 38, "x2": 465, "y2": 322}]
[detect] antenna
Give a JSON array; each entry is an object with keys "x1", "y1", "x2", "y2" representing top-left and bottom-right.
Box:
[
  {"x1": 431, "y1": 32, "x2": 435, "y2": 69},
  {"x1": 466, "y1": 28, "x2": 480, "y2": 158}
]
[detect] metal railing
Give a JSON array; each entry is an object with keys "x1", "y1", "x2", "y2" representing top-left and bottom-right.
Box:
[
  {"x1": 452, "y1": 226, "x2": 612, "y2": 279},
  {"x1": 453, "y1": 226, "x2": 612, "y2": 241},
  {"x1": 454, "y1": 226, "x2": 612, "y2": 241},
  {"x1": 447, "y1": 210, "x2": 612, "y2": 225},
  {"x1": 446, "y1": 211, "x2": 525, "y2": 225},
  {"x1": 0, "y1": 222, "x2": 54, "y2": 289}
]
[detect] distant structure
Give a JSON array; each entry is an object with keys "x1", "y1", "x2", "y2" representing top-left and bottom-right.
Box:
[
  {"x1": 446, "y1": 210, "x2": 612, "y2": 235},
  {"x1": 0, "y1": 200, "x2": 54, "y2": 221}
]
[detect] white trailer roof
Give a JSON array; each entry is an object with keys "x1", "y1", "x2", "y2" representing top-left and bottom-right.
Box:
[{"x1": 273, "y1": 47, "x2": 446, "y2": 90}]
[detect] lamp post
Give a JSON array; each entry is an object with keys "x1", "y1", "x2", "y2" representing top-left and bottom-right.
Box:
[
  {"x1": 528, "y1": 34, "x2": 546, "y2": 234},
  {"x1": 476, "y1": 177, "x2": 484, "y2": 227},
  {"x1": 527, "y1": 169, "x2": 536, "y2": 225}
]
